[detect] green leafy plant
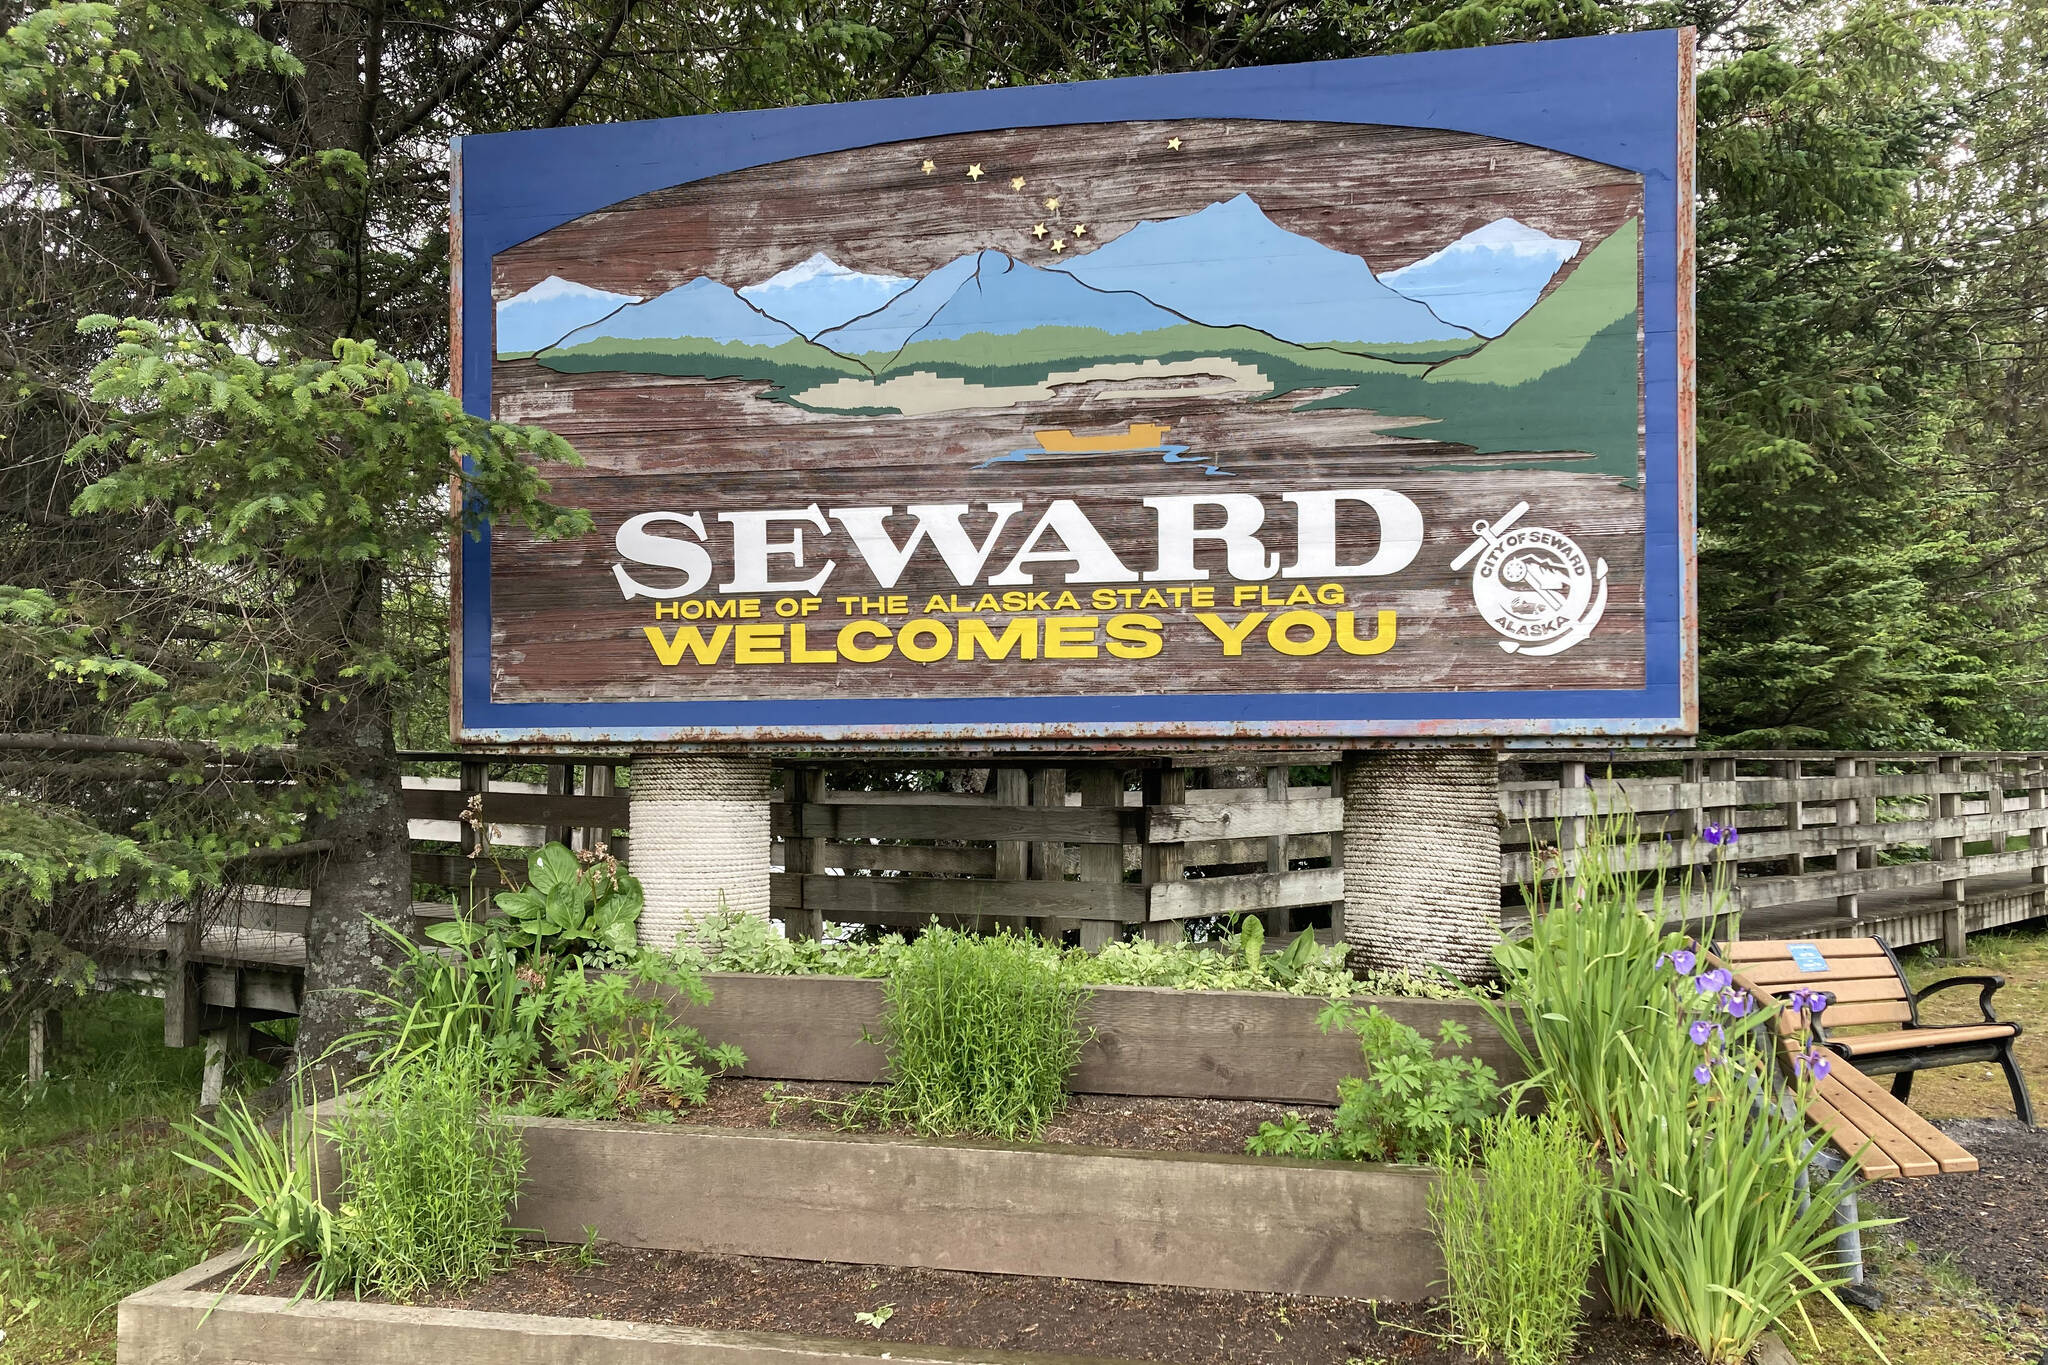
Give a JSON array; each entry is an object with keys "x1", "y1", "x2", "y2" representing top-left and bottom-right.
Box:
[
  {"x1": 690, "y1": 908, "x2": 1460, "y2": 999},
  {"x1": 428, "y1": 842, "x2": 641, "y2": 964},
  {"x1": 524, "y1": 952, "x2": 745, "y2": 1121},
  {"x1": 336, "y1": 920, "x2": 547, "y2": 1082},
  {"x1": 1484, "y1": 812, "x2": 1890, "y2": 1365},
  {"x1": 1429, "y1": 1113, "x2": 1603, "y2": 1365},
  {"x1": 854, "y1": 1303, "x2": 897, "y2": 1328},
  {"x1": 842, "y1": 926, "x2": 1087, "y2": 1140},
  {"x1": 1247, "y1": 1005, "x2": 1501, "y2": 1163},
  {"x1": 327, "y1": 1044, "x2": 529, "y2": 1301},
  {"x1": 174, "y1": 1090, "x2": 349, "y2": 1303}
]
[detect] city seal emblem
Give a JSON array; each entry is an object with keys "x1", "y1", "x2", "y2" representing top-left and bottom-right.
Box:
[{"x1": 1450, "y1": 501, "x2": 1607, "y2": 656}]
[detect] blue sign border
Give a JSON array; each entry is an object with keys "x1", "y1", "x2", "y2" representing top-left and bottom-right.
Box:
[{"x1": 453, "y1": 29, "x2": 1694, "y2": 744}]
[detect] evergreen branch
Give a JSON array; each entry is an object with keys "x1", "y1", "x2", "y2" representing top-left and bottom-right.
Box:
[
  {"x1": 169, "y1": 72, "x2": 293, "y2": 150},
  {"x1": 377, "y1": 0, "x2": 554, "y2": 148},
  {"x1": 545, "y1": 0, "x2": 637, "y2": 127}
]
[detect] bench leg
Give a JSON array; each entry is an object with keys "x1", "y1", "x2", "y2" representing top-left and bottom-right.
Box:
[
  {"x1": 1998, "y1": 1044, "x2": 2035, "y2": 1127},
  {"x1": 1890, "y1": 1070, "x2": 1914, "y2": 1106}
]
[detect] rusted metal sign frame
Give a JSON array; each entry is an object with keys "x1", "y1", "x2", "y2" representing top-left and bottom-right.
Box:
[{"x1": 449, "y1": 30, "x2": 1697, "y2": 748}]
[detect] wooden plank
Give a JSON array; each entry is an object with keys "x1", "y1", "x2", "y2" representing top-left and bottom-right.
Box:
[
  {"x1": 1500, "y1": 771, "x2": 1993, "y2": 822},
  {"x1": 437, "y1": 1120, "x2": 1446, "y2": 1301},
  {"x1": 674, "y1": 974, "x2": 1524, "y2": 1103},
  {"x1": 1075, "y1": 764, "x2": 1127, "y2": 951},
  {"x1": 822, "y1": 843, "x2": 997, "y2": 877},
  {"x1": 1738, "y1": 846, "x2": 2048, "y2": 911},
  {"x1": 1144, "y1": 796, "x2": 1344, "y2": 844},
  {"x1": 1809, "y1": 1075, "x2": 1940, "y2": 1178},
  {"x1": 1735, "y1": 958, "x2": 1902, "y2": 987},
  {"x1": 1141, "y1": 768, "x2": 1188, "y2": 945},
  {"x1": 1719, "y1": 938, "x2": 1888, "y2": 961},
  {"x1": 1802, "y1": 1092, "x2": 1900, "y2": 1180},
  {"x1": 785, "y1": 800, "x2": 1132, "y2": 846},
  {"x1": 771, "y1": 872, "x2": 1146, "y2": 922},
  {"x1": 1826, "y1": 1062, "x2": 1979, "y2": 1174},
  {"x1": 122, "y1": 1271, "x2": 1156, "y2": 1365},
  {"x1": 1186, "y1": 832, "x2": 1334, "y2": 867},
  {"x1": 404, "y1": 787, "x2": 631, "y2": 828},
  {"x1": 1811, "y1": 1000, "x2": 1914, "y2": 1028},
  {"x1": 1148, "y1": 868, "x2": 1346, "y2": 922}
]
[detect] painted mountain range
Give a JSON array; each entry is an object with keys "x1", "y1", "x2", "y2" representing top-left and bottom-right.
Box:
[{"x1": 495, "y1": 197, "x2": 1640, "y2": 474}]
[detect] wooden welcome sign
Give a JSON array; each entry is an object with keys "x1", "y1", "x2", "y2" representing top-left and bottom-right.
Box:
[{"x1": 451, "y1": 31, "x2": 1695, "y2": 745}]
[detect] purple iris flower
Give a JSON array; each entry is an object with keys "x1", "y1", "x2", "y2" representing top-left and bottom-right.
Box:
[
  {"x1": 1694, "y1": 1064, "x2": 1714, "y2": 1085},
  {"x1": 1723, "y1": 990, "x2": 1754, "y2": 1018},
  {"x1": 1688, "y1": 1019, "x2": 1717, "y2": 1045},
  {"x1": 1662, "y1": 948, "x2": 1698, "y2": 975},
  {"x1": 1795, "y1": 1047, "x2": 1833, "y2": 1080},
  {"x1": 1702, "y1": 823, "x2": 1740, "y2": 847},
  {"x1": 1694, "y1": 968, "x2": 1733, "y2": 995}
]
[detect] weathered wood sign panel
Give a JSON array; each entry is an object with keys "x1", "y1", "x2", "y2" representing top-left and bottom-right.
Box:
[{"x1": 452, "y1": 31, "x2": 1695, "y2": 744}]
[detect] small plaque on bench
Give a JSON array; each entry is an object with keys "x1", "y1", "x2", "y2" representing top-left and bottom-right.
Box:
[{"x1": 1787, "y1": 943, "x2": 1830, "y2": 973}]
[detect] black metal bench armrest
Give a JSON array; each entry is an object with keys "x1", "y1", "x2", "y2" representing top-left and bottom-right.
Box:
[{"x1": 1912, "y1": 973, "x2": 2007, "y2": 1023}]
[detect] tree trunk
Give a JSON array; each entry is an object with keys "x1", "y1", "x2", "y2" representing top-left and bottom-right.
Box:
[{"x1": 292, "y1": 566, "x2": 412, "y2": 1086}]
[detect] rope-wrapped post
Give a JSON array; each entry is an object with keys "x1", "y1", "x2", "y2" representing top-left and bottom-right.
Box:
[
  {"x1": 1341, "y1": 748, "x2": 1501, "y2": 983},
  {"x1": 629, "y1": 754, "x2": 773, "y2": 949}
]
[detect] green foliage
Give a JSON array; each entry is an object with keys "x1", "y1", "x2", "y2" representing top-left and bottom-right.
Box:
[
  {"x1": 691, "y1": 908, "x2": 1460, "y2": 999},
  {"x1": 327, "y1": 1046, "x2": 529, "y2": 1301},
  {"x1": 849, "y1": 927, "x2": 1087, "y2": 1140},
  {"x1": 342, "y1": 926, "x2": 743, "y2": 1124},
  {"x1": 522, "y1": 954, "x2": 745, "y2": 1122},
  {"x1": 1478, "y1": 812, "x2": 1692, "y2": 1151},
  {"x1": 1429, "y1": 1113, "x2": 1603, "y2": 1365},
  {"x1": 1247, "y1": 1005, "x2": 1501, "y2": 1163},
  {"x1": 427, "y1": 842, "x2": 642, "y2": 963},
  {"x1": 0, "y1": 993, "x2": 229, "y2": 1364},
  {"x1": 173, "y1": 1092, "x2": 347, "y2": 1302},
  {"x1": 1486, "y1": 815, "x2": 1889, "y2": 1364}
]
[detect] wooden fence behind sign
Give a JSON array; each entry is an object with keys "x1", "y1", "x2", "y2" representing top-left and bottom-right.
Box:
[{"x1": 376, "y1": 749, "x2": 2048, "y2": 952}]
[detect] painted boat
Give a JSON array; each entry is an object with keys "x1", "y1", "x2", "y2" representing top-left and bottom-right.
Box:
[{"x1": 1029, "y1": 423, "x2": 1172, "y2": 453}]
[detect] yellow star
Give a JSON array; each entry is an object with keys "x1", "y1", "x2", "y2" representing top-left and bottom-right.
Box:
[
  {"x1": 921, "y1": 158, "x2": 935, "y2": 174},
  {"x1": 1044, "y1": 196, "x2": 1060, "y2": 211},
  {"x1": 1031, "y1": 222, "x2": 1048, "y2": 239},
  {"x1": 1072, "y1": 223, "x2": 1089, "y2": 236},
  {"x1": 1049, "y1": 237, "x2": 1066, "y2": 253},
  {"x1": 1166, "y1": 136, "x2": 1183, "y2": 151},
  {"x1": 1010, "y1": 176, "x2": 1026, "y2": 190},
  {"x1": 966, "y1": 163, "x2": 985, "y2": 180}
]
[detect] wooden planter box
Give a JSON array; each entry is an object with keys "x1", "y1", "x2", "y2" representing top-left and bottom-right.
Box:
[
  {"x1": 310, "y1": 1117, "x2": 1442, "y2": 1301},
  {"x1": 119, "y1": 1251, "x2": 1142, "y2": 1365},
  {"x1": 679, "y1": 975, "x2": 1521, "y2": 1104}
]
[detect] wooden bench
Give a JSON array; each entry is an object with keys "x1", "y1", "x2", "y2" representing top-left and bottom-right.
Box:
[
  {"x1": 1720, "y1": 936, "x2": 2033, "y2": 1128},
  {"x1": 1716, "y1": 943, "x2": 1978, "y2": 1182}
]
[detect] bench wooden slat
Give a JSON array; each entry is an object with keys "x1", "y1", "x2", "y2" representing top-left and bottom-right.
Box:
[
  {"x1": 1721, "y1": 938, "x2": 1891, "y2": 962},
  {"x1": 1802, "y1": 1093, "x2": 1901, "y2": 1180},
  {"x1": 1735, "y1": 958, "x2": 1902, "y2": 987},
  {"x1": 1833, "y1": 1023, "x2": 2016, "y2": 1055},
  {"x1": 1810, "y1": 1072, "x2": 1942, "y2": 1178},
  {"x1": 1826, "y1": 1062, "x2": 1979, "y2": 1174},
  {"x1": 1810, "y1": 1000, "x2": 1916, "y2": 1028},
  {"x1": 1784, "y1": 976, "x2": 1911, "y2": 1005}
]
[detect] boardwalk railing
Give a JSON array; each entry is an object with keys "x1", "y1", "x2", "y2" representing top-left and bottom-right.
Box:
[{"x1": 397, "y1": 748, "x2": 2048, "y2": 953}]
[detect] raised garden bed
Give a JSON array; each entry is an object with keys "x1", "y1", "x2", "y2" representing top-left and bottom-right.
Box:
[
  {"x1": 311, "y1": 1111, "x2": 1439, "y2": 1300},
  {"x1": 126, "y1": 1245, "x2": 1696, "y2": 1365},
  {"x1": 675, "y1": 975, "x2": 1520, "y2": 1103}
]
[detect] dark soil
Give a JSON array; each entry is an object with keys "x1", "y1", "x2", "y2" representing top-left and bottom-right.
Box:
[
  {"x1": 677, "y1": 1077, "x2": 1327, "y2": 1156},
  {"x1": 1864, "y1": 1118, "x2": 2048, "y2": 1314},
  {"x1": 234, "y1": 1244, "x2": 1695, "y2": 1364}
]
